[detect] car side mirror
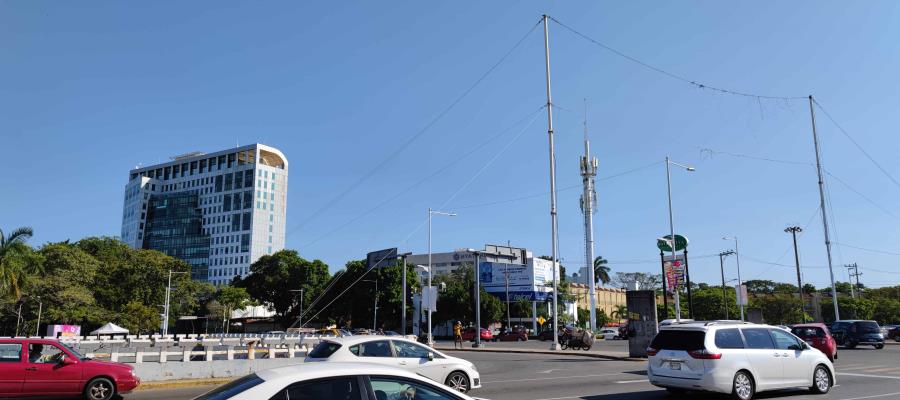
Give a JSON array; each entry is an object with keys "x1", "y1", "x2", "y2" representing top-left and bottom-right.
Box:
[
  {"x1": 427, "y1": 352, "x2": 434, "y2": 361},
  {"x1": 60, "y1": 355, "x2": 76, "y2": 365}
]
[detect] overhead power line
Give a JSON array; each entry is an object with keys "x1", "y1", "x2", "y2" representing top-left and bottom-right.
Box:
[
  {"x1": 835, "y1": 242, "x2": 900, "y2": 257},
  {"x1": 285, "y1": 19, "x2": 542, "y2": 239},
  {"x1": 813, "y1": 99, "x2": 900, "y2": 192},
  {"x1": 548, "y1": 16, "x2": 806, "y2": 101}
]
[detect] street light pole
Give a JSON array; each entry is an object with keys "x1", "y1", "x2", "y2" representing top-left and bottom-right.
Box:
[
  {"x1": 542, "y1": 14, "x2": 562, "y2": 351},
  {"x1": 428, "y1": 209, "x2": 456, "y2": 346},
  {"x1": 289, "y1": 289, "x2": 304, "y2": 328},
  {"x1": 665, "y1": 156, "x2": 695, "y2": 322},
  {"x1": 163, "y1": 270, "x2": 188, "y2": 336},
  {"x1": 35, "y1": 299, "x2": 42, "y2": 337},
  {"x1": 785, "y1": 226, "x2": 805, "y2": 322},
  {"x1": 723, "y1": 237, "x2": 744, "y2": 321}
]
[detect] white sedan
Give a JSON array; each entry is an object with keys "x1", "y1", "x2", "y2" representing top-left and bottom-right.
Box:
[
  {"x1": 192, "y1": 362, "x2": 487, "y2": 400},
  {"x1": 599, "y1": 328, "x2": 619, "y2": 340},
  {"x1": 305, "y1": 336, "x2": 481, "y2": 393}
]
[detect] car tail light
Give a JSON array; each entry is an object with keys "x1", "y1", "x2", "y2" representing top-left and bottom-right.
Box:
[
  {"x1": 688, "y1": 349, "x2": 722, "y2": 359},
  {"x1": 646, "y1": 347, "x2": 659, "y2": 356}
]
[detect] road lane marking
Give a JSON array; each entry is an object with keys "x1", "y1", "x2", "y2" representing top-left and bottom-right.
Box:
[
  {"x1": 613, "y1": 379, "x2": 648, "y2": 384},
  {"x1": 483, "y1": 373, "x2": 622, "y2": 384},
  {"x1": 838, "y1": 372, "x2": 900, "y2": 380},
  {"x1": 837, "y1": 392, "x2": 900, "y2": 400},
  {"x1": 861, "y1": 367, "x2": 900, "y2": 373}
]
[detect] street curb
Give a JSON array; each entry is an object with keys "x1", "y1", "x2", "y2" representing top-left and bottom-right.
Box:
[
  {"x1": 135, "y1": 377, "x2": 233, "y2": 391},
  {"x1": 437, "y1": 347, "x2": 645, "y2": 362}
]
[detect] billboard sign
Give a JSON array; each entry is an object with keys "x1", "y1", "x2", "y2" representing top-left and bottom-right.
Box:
[
  {"x1": 663, "y1": 254, "x2": 685, "y2": 292},
  {"x1": 367, "y1": 248, "x2": 398, "y2": 270},
  {"x1": 479, "y1": 257, "x2": 554, "y2": 301},
  {"x1": 47, "y1": 325, "x2": 81, "y2": 338},
  {"x1": 736, "y1": 284, "x2": 749, "y2": 306}
]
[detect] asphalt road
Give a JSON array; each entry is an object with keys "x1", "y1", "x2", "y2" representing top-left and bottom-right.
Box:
[{"x1": 126, "y1": 343, "x2": 900, "y2": 400}]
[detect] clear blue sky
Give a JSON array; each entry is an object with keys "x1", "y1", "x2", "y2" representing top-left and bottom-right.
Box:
[{"x1": 3, "y1": 1, "x2": 899, "y2": 289}]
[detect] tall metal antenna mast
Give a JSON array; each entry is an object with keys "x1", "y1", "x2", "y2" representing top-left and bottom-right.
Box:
[{"x1": 580, "y1": 99, "x2": 599, "y2": 331}]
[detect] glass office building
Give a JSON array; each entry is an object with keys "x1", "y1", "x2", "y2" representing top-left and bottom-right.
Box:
[{"x1": 121, "y1": 144, "x2": 288, "y2": 285}]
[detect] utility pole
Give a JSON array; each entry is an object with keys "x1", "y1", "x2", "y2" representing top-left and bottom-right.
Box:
[
  {"x1": 786, "y1": 226, "x2": 805, "y2": 322},
  {"x1": 542, "y1": 14, "x2": 561, "y2": 351},
  {"x1": 846, "y1": 263, "x2": 861, "y2": 298},
  {"x1": 718, "y1": 250, "x2": 734, "y2": 320},
  {"x1": 473, "y1": 251, "x2": 482, "y2": 348},
  {"x1": 580, "y1": 100, "x2": 599, "y2": 331},
  {"x1": 808, "y1": 95, "x2": 840, "y2": 321},
  {"x1": 399, "y1": 252, "x2": 412, "y2": 336},
  {"x1": 163, "y1": 270, "x2": 188, "y2": 336}
]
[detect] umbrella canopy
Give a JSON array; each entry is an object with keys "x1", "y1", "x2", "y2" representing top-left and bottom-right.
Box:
[{"x1": 89, "y1": 322, "x2": 129, "y2": 335}]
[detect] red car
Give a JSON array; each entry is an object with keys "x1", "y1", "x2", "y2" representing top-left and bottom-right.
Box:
[
  {"x1": 461, "y1": 327, "x2": 493, "y2": 342},
  {"x1": 791, "y1": 323, "x2": 838, "y2": 361},
  {"x1": 0, "y1": 338, "x2": 140, "y2": 399}
]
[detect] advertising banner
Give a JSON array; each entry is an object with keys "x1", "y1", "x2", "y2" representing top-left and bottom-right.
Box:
[
  {"x1": 663, "y1": 254, "x2": 685, "y2": 293},
  {"x1": 46, "y1": 325, "x2": 81, "y2": 338},
  {"x1": 478, "y1": 258, "x2": 554, "y2": 301},
  {"x1": 736, "y1": 284, "x2": 749, "y2": 306}
]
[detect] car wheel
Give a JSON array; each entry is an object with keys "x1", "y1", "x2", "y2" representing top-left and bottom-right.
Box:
[
  {"x1": 810, "y1": 365, "x2": 832, "y2": 394},
  {"x1": 666, "y1": 388, "x2": 686, "y2": 396},
  {"x1": 844, "y1": 340, "x2": 857, "y2": 349},
  {"x1": 445, "y1": 371, "x2": 470, "y2": 393},
  {"x1": 875, "y1": 344, "x2": 884, "y2": 349},
  {"x1": 84, "y1": 377, "x2": 116, "y2": 400},
  {"x1": 732, "y1": 371, "x2": 755, "y2": 400}
]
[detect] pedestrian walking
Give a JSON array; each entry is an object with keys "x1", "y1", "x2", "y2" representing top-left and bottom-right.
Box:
[{"x1": 453, "y1": 321, "x2": 463, "y2": 349}]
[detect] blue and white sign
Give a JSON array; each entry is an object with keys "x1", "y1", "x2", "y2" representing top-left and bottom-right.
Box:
[{"x1": 479, "y1": 257, "x2": 555, "y2": 301}]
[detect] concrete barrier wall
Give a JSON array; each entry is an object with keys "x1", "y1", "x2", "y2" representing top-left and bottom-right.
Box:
[{"x1": 133, "y1": 357, "x2": 306, "y2": 382}]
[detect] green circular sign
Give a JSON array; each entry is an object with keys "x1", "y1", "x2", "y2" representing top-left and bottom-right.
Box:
[{"x1": 657, "y1": 234, "x2": 688, "y2": 252}]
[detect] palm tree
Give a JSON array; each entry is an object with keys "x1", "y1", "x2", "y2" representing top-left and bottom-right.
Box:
[
  {"x1": 593, "y1": 256, "x2": 611, "y2": 285},
  {"x1": 0, "y1": 227, "x2": 34, "y2": 299},
  {"x1": 611, "y1": 304, "x2": 628, "y2": 323}
]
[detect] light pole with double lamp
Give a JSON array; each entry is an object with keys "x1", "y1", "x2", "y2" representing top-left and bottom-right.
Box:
[
  {"x1": 428, "y1": 208, "x2": 456, "y2": 346},
  {"x1": 665, "y1": 156, "x2": 695, "y2": 321}
]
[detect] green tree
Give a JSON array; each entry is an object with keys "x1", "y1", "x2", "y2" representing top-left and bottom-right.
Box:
[
  {"x1": 593, "y1": 256, "x2": 611, "y2": 285},
  {"x1": 596, "y1": 309, "x2": 610, "y2": 328},
  {"x1": 612, "y1": 272, "x2": 660, "y2": 290},
  {"x1": 612, "y1": 304, "x2": 628, "y2": 322},
  {"x1": 118, "y1": 301, "x2": 161, "y2": 334},
  {"x1": 29, "y1": 243, "x2": 104, "y2": 326},
  {"x1": 690, "y1": 287, "x2": 740, "y2": 321},
  {"x1": 235, "y1": 250, "x2": 331, "y2": 328},
  {"x1": 822, "y1": 296, "x2": 876, "y2": 322},
  {"x1": 0, "y1": 227, "x2": 40, "y2": 299},
  {"x1": 752, "y1": 295, "x2": 804, "y2": 325},
  {"x1": 218, "y1": 286, "x2": 251, "y2": 333},
  {"x1": 744, "y1": 280, "x2": 777, "y2": 295},
  {"x1": 433, "y1": 266, "x2": 503, "y2": 328}
]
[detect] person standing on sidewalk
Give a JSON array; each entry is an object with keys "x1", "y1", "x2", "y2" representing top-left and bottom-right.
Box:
[{"x1": 453, "y1": 321, "x2": 463, "y2": 349}]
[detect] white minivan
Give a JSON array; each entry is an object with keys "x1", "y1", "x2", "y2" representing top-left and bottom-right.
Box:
[{"x1": 647, "y1": 321, "x2": 835, "y2": 400}]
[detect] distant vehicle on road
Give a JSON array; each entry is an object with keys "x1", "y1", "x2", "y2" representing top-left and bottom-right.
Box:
[
  {"x1": 599, "y1": 328, "x2": 620, "y2": 340},
  {"x1": 461, "y1": 327, "x2": 493, "y2": 342},
  {"x1": 498, "y1": 329, "x2": 528, "y2": 342},
  {"x1": 791, "y1": 323, "x2": 838, "y2": 361},
  {"x1": 0, "y1": 338, "x2": 139, "y2": 400},
  {"x1": 887, "y1": 326, "x2": 900, "y2": 342},
  {"x1": 305, "y1": 336, "x2": 480, "y2": 393},
  {"x1": 192, "y1": 363, "x2": 481, "y2": 400},
  {"x1": 647, "y1": 321, "x2": 835, "y2": 400},
  {"x1": 830, "y1": 320, "x2": 885, "y2": 349}
]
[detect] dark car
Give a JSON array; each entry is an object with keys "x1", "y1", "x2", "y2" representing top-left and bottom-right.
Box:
[
  {"x1": 830, "y1": 320, "x2": 885, "y2": 349},
  {"x1": 791, "y1": 323, "x2": 838, "y2": 361},
  {"x1": 888, "y1": 326, "x2": 900, "y2": 342},
  {"x1": 498, "y1": 329, "x2": 528, "y2": 342},
  {"x1": 0, "y1": 338, "x2": 139, "y2": 400}
]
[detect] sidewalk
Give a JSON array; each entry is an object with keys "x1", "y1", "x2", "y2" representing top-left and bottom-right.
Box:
[{"x1": 435, "y1": 342, "x2": 644, "y2": 362}]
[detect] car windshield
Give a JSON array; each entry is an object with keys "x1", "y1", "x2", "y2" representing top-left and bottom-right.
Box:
[
  {"x1": 857, "y1": 321, "x2": 881, "y2": 333},
  {"x1": 56, "y1": 341, "x2": 87, "y2": 360},
  {"x1": 650, "y1": 330, "x2": 706, "y2": 351},
  {"x1": 194, "y1": 374, "x2": 264, "y2": 400}
]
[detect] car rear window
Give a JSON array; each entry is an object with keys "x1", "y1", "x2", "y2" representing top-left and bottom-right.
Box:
[
  {"x1": 791, "y1": 327, "x2": 824, "y2": 338},
  {"x1": 194, "y1": 373, "x2": 264, "y2": 400},
  {"x1": 650, "y1": 330, "x2": 706, "y2": 351},
  {"x1": 0, "y1": 344, "x2": 22, "y2": 362},
  {"x1": 856, "y1": 321, "x2": 881, "y2": 333},
  {"x1": 714, "y1": 329, "x2": 744, "y2": 349},
  {"x1": 308, "y1": 342, "x2": 342, "y2": 359}
]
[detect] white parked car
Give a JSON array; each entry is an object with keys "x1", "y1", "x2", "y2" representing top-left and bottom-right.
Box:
[
  {"x1": 306, "y1": 336, "x2": 481, "y2": 393},
  {"x1": 192, "y1": 362, "x2": 487, "y2": 400},
  {"x1": 647, "y1": 321, "x2": 835, "y2": 400},
  {"x1": 599, "y1": 328, "x2": 619, "y2": 340}
]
